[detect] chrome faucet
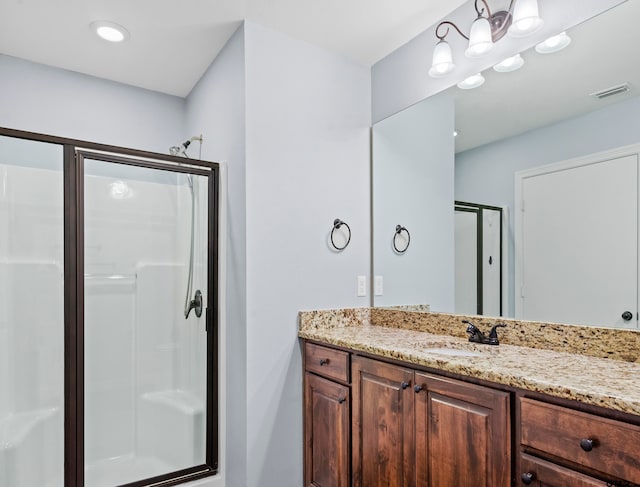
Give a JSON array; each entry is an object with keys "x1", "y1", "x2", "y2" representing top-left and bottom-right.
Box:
[{"x1": 463, "y1": 320, "x2": 506, "y2": 346}]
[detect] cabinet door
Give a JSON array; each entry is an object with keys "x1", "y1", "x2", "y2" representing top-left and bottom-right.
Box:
[
  {"x1": 304, "y1": 372, "x2": 350, "y2": 487},
  {"x1": 520, "y1": 454, "x2": 608, "y2": 487},
  {"x1": 352, "y1": 356, "x2": 415, "y2": 487},
  {"x1": 414, "y1": 373, "x2": 510, "y2": 487}
]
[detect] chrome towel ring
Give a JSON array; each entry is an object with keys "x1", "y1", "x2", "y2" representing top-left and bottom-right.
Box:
[
  {"x1": 393, "y1": 225, "x2": 410, "y2": 254},
  {"x1": 330, "y1": 219, "x2": 351, "y2": 251}
]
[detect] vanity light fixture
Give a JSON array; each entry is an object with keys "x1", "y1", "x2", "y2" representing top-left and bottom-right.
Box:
[
  {"x1": 535, "y1": 32, "x2": 571, "y2": 54},
  {"x1": 90, "y1": 21, "x2": 130, "y2": 43},
  {"x1": 457, "y1": 73, "x2": 485, "y2": 90},
  {"x1": 493, "y1": 53, "x2": 525, "y2": 72},
  {"x1": 508, "y1": 0, "x2": 544, "y2": 37},
  {"x1": 429, "y1": 0, "x2": 543, "y2": 78}
]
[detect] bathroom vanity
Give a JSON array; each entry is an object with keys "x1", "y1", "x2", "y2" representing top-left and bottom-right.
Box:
[{"x1": 299, "y1": 308, "x2": 640, "y2": 487}]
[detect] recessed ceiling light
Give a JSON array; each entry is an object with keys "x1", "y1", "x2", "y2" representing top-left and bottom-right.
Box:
[
  {"x1": 493, "y1": 54, "x2": 525, "y2": 73},
  {"x1": 457, "y1": 73, "x2": 485, "y2": 90},
  {"x1": 535, "y1": 32, "x2": 571, "y2": 54},
  {"x1": 90, "y1": 21, "x2": 130, "y2": 43}
]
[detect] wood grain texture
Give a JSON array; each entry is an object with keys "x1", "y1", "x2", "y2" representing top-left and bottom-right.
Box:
[
  {"x1": 415, "y1": 372, "x2": 511, "y2": 487},
  {"x1": 305, "y1": 342, "x2": 350, "y2": 383},
  {"x1": 304, "y1": 372, "x2": 350, "y2": 487},
  {"x1": 352, "y1": 356, "x2": 415, "y2": 487},
  {"x1": 521, "y1": 397, "x2": 640, "y2": 483},
  {"x1": 520, "y1": 453, "x2": 608, "y2": 486}
]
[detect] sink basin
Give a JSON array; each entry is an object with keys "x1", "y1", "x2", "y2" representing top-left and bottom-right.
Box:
[{"x1": 422, "y1": 347, "x2": 482, "y2": 358}]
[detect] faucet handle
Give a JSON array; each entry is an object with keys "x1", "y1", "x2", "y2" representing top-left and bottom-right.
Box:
[
  {"x1": 463, "y1": 320, "x2": 485, "y2": 343},
  {"x1": 462, "y1": 319, "x2": 477, "y2": 333},
  {"x1": 488, "y1": 323, "x2": 506, "y2": 344}
]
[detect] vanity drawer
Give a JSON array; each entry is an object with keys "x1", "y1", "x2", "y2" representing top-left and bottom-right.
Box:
[
  {"x1": 305, "y1": 342, "x2": 349, "y2": 383},
  {"x1": 520, "y1": 397, "x2": 640, "y2": 482},
  {"x1": 519, "y1": 453, "x2": 608, "y2": 486}
]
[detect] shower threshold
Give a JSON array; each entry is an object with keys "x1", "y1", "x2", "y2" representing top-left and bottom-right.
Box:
[{"x1": 84, "y1": 454, "x2": 176, "y2": 487}]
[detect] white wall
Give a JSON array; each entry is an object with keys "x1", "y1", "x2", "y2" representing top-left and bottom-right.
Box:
[
  {"x1": 244, "y1": 21, "x2": 371, "y2": 487},
  {"x1": 185, "y1": 25, "x2": 247, "y2": 487},
  {"x1": 0, "y1": 55, "x2": 184, "y2": 153},
  {"x1": 1, "y1": 21, "x2": 372, "y2": 487},
  {"x1": 373, "y1": 94, "x2": 455, "y2": 310},
  {"x1": 455, "y1": 94, "x2": 640, "y2": 314}
]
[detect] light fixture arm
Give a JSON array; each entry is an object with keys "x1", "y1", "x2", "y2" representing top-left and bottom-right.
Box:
[
  {"x1": 475, "y1": 0, "x2": 491, "y2": 18},
  {"x1": 436, "y1": 20, "x2": 470, "y2": 41}
]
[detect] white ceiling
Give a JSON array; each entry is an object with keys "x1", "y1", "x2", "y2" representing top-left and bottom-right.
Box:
[
  {"x1": 449, "y1": 0, "x2": 639, "y2": 152},
  {"x1": 0, "y1": 0, "x2": 466, "y2": 97}
]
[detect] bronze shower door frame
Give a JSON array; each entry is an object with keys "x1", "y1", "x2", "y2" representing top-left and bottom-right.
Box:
[{"x1": 0, "y1": 127, "x2": 220, "y2": 487}]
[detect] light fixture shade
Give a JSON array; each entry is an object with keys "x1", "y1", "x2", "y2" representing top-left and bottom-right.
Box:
[
  {"x1": 465, "y1": 17, "x2": 494, "y2": 58},
  {"x1": 535, "y1": 32, "x2": 571, "y2": 54},
  {"x1": 493, "y1": 53, "x2": 525, "y2": 72},
  {"x1": 429, "y1": 40, "x2": 455, "y2": 78},
  {"x1": 457, "y1": 73, "x2": 485, "y2": 90},
  {"x1": 508, "y1": 0, "x2": 544, "y2": 37}
]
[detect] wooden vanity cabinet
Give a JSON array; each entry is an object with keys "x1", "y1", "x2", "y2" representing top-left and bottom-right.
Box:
[
  {"x1": 518, "y1": 397, "x2": 640, "y2": 486},
  {"x1": 351, "y1": 356, "x2": 415, "y2": 487},
  {"x1": 519, "y1": 453, "x2": 608, "y2": 486},
  {"x1": 351, "y1": 356, "x2": 510, "y2": 487},
  {"x1": 304, "y1": 343, "x2": 351, "y2": 487},
  {"x1": 414, "y1": 372, "x2": 511, "y2": 487}
]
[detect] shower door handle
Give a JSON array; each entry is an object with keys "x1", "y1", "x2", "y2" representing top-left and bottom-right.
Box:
[{"x1": 186, "y1": 290, "x2": 203, "y2": 319}]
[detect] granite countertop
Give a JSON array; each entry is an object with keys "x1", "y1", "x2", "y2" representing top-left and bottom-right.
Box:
[{"x1": 298, "y1": 308, "x2": 640, "y2": 416}]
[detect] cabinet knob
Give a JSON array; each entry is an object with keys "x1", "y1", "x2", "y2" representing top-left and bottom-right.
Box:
[
  {"x1": 414, "y1": 384, "x2": 424, "y2": 393},
  {"x1": 622, "y1": 311, "x2": 634, "y2": 321},
  {"x1": 521, "y1": 472, "x2": 535, "y2": 484},
  {"x1": 580, "y1": 438, "x2": 595, "y2": 452},
  {"x1": 401, "y1": 381, "x2": 410, "y2": 390},
  {"x1": 338, "y1": 397, "x2": 346, "y2": 404},
  {"x1": 319, "y1": 359, "x2": 329, "y2": 366}
]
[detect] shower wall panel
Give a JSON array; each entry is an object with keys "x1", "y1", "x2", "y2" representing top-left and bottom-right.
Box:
[
  {"x1": 0, "y1": 136, "x2": 64, "y2": 487},
  {"x1": 83, "y1": 162, "x2": 209, "y2": 485}
]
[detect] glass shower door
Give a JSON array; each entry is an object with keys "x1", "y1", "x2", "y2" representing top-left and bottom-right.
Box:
[
  {"x1": 0, "y1": 135, "x2": 65, "y2": 487},
  {"x1": 81, "y1": 153, "x2": 212, "y2": 487}
]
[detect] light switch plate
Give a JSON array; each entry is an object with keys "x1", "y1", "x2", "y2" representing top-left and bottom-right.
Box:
[
  {"x1": 374, "y1": 275, "x2": 383, "y2": 296},
  {"x1": 357, "y1": 275, "x2": 367, "y2": 297}
]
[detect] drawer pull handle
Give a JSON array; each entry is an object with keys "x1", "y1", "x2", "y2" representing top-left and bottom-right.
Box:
[
  {"x1": 401, "y1": 381, "x2": 410, "y2": 390},
  {"x1": 580, "y1": 438, "x2": 595, "y2": 452},
  {"x1": 414, "y1": 384, "x2": 424, "y2": 393},
  {"x1": 338, "y1": 397, "x2": 346, "y2": 404},
  {"x1": 319, "y1": 359, "x2": 329, "y2": 366},
  {"x1": 521, "y1": 472, "x2": 535, "y2": 484}
]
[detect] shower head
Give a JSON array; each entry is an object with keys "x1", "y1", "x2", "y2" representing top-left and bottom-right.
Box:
[{"x1": 169, "y1": 135, "x2": 203, "y2": 158}]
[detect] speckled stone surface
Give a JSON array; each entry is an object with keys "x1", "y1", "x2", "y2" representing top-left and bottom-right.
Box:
[
  {"x1": 371, "y1": 309, "x2": 640, "y2": 362},
  {"x1": 298, "y1": 308, "x2": 640, "y2": 416},
  {"x1": 298, "y1": 308, "x2": 370, "y2": 331}
]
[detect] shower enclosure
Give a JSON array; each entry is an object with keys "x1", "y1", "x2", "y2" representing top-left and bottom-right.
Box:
[{"x1": 0, "y1": 129, "x2": 219, "y2": 487}]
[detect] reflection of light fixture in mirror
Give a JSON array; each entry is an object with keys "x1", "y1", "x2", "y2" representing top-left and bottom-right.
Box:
[
  {"x1": 109, "y1": 180, "x2": 134, "y2": 199},
  {"x1": 457, "y1": 73, "x2": 485, "y2": 90},
  {"x1": 493, "y1": 53, "x2": 525, "y2": 72},
  {"x1": 535, "y1": 32, "x2": 571, "y2": 54},
  {"x1": 429, "y1": 0, "x2": 543, "y2": 78},
  {"x1": 454, "y1": 130, "x2": 459, "y2": 137},
  {"x1": 508, "y1": 0, "x2": 544, "y2": 37},
  {"x1": 90, "y1": 21, "x2": 130, "y2": 43}
]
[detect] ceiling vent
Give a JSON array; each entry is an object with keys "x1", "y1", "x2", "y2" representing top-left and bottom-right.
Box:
[{"x1": 590, "y1": 83, "x2": 630, "y2": 100}]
